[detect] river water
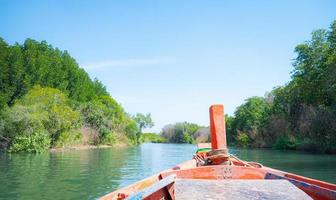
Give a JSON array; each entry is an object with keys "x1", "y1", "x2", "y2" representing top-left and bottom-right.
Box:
[{"x1": 0, "y1": 143, "x2": 335, "y2": 200}]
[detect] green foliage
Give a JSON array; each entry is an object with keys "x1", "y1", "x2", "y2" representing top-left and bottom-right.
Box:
[
  {"x1": 139, "y1": 133, "x2": 166, "y2": 143},
  {"x1": 101, "y1": 132, "x2": 117, "y2": 145},
  {"x1": 0, "y1": 40, "x2": 27, "y2": 109},
  {"x1": 237, "y1": 132, "x2": 249, "y2": 148},
  {"x1": 80, "y1": 101, "x2": 106, "y2": 129},
  {"x1": 80, "y1": 96, "x2": 125, "y2": 130},
  {"x1": 229, "y1": 96, "x2": 271, "y2": 145},
  {"x1": 2, "y1": 104, "x2": 48, "y2": 139},
  {"x1": 1, "y1": 86, "x2": 80, "y2": 152},
  {"x1": 18, "y1": 86, "x2": 80, "y2": 142},
  {"x1": 55, "y1": 130, "x2": 82, "y2": 148},
  {"x1": 131, "y1": 113, "x2": 154, "y2": 143},
  {"x1": 182, "y1": 132, "x2": 194, "y2": 144},
  {"x1": 9, "y1": 131, "x2": 51, "y2": 153},
  {"x1": 273, "y1": 137, "x2": 297, "y2": 150},
  {"x1": 225, "y1": 114, "x2": 235, "y2": 145},
  {"x1": 124, "y1": 118, "x2": 139, "y2": 143},
  {"x1": 234, "y1": 97, "x2": 270, "y2": 131},
  {"x1": 79, "y1": 96, "x2": 138, "y2": 144},
  {"x1": 0, "y1": 85, "x2": 142, "y2": 152}
]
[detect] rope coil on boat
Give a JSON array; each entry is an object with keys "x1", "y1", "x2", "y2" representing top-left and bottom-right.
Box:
[
  {"x1": 194, "y1": 150, "x2": 263, "y2": 168},
  {"x1": 229, "y1": 154, "x2": 263, "y2": 168}
]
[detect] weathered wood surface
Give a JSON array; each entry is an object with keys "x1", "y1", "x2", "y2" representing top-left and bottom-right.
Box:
[
  {"x1": 125, "y1": 174, "x2": 176, "y2": 200},
  {"x1": 174, "y1": 179, "x2": 312, "y2": 200}
]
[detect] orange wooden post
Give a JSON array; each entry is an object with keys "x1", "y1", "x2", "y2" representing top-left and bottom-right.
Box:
[{"x1": 209, "y1": 104, "x2": 227, "y2": 150}]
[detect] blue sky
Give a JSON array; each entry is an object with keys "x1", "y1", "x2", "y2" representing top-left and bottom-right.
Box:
[{"x1": 1, "y1": 1, "x2": 335, "y2": 132}]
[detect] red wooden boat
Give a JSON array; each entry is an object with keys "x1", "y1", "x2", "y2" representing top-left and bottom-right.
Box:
[{"x1": 101, "y1": 105, "x2": 336, "y2": 200}]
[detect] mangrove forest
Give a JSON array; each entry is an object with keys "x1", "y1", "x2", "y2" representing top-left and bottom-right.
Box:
[{"x1": 0, "y1": 38, "x2": 153, "y2": 152}]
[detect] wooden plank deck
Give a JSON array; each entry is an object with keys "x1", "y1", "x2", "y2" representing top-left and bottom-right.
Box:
[{"x1": 174, "y1": 179, "x2": 312, "y2": 200}]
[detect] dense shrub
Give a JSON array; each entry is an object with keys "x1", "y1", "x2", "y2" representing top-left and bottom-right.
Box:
[
  {"x1": 1, "y1": 86, "x2": 80, "y2": 152},
  {"x1": 9, "y1": 131, "x2": 51, "y2": 153},
  {"x1": 273, "y1": 137, "x2": 297, "y2": 150},
  {"x1": 124, "y1": 118, "x2": 138, "y2": 143},
  {"x1": 55, "y1": 130, "x2": 82, "y2": 148},
  {"x1": 79, "y1": 96, "x2": 139, "y2": 145},
  {"x1": 101, "y1": 132, "x2": 117, "y2": 145},
  {"x1": 237, "y1": 132, "x2": 249, "y2": 148}
]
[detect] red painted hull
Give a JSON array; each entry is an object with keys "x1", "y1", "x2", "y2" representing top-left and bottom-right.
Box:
[{"x1": 100, "y1": 157, "x2": 336, "y2": 200}]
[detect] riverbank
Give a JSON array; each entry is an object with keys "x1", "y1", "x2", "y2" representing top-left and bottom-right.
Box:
[{"x1": 49, "y1": 143, "x2": 129, "y2": 153}]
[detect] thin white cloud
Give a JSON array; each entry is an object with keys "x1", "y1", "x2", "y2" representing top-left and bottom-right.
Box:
[{"x1": 83, "y1": 58, "x2": 175, "y2": 69}]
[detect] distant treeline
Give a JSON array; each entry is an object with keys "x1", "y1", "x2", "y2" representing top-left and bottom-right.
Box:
[
  {"x1": 160, "y1": 122, "x2": 209, "y2": 144},
  {"x1": 0, "y1": 38, "x2": 153, "y2": 152},
  {"x1": 160, "y1": 21, "x2": 336, "y2": 153},
  {"x1": 139, "y1": 133, "x2": 166, "y2": 143}
]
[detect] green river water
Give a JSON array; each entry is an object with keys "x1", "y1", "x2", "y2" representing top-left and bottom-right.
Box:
[{"x1": 0, "y1": 143, "x2": 335, "y2": 200}]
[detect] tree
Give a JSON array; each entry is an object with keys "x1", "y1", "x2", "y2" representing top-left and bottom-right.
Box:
[
  {"x1": 232, "y1": 97, "x2": 270, "y2": 133},
  {"x1": 133, "y1": 113, "x2": 154, "y2": 133}
]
